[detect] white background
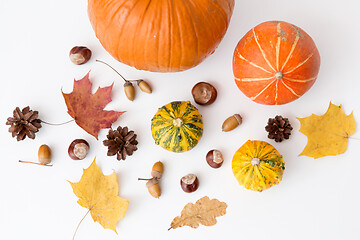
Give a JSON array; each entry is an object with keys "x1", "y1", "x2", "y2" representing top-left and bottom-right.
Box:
[{"x1": 1, "y1": 1, "x2": 360, "y2": 240}]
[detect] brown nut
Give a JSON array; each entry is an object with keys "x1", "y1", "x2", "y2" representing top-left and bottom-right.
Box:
[
  {"x1": 137, "y1": 80, "x2": 152, "y2": 94},
  {"x1": 68, "y1": 139, "x2": 89, "y2": 160},
  {"x1": 146, "y1": 178, "x2": 161, "y2": 198},
  {"x1": 38, "y1": 144, "x2": 51, "y2": 165},
  {"x1": 191, "y1": 82, "x2": 217, "y2": 105},
  {"x1": 124, "y1": 82, "x2": 135, "y2": 101},
  {"x1": 206, "y1": 150, "x2": 224, "y2": 168},
  {"x1": 151, "y1": 161, "x2": 164, "y2": 179},
  {"x1": 222, "y1": 114, "x2": 242, "y2": 132},
  {"x1": 180, "y1": 174, "x2": 199, "y2": 193},
  {"x1": 69, "y1": 46, "x2": 92, "y2": 65}
]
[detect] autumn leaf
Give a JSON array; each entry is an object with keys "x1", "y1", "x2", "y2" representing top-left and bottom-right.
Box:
[
  {"x1": 169, "y1": 196, "x2": 227, "y2": 230},
  {"x1": 69, "y1": 159, "x2": 129, "y2": 237},
  {"x1": 297, "y1": 102, "x2": 356, "y2": 159},
  {"x1": 62, "y1": 72, "x2": 124, "y2": 139}
]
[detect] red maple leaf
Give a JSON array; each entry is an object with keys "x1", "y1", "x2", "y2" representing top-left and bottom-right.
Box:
[{"x1": 62, "y1": 72, "x2": 124, "y2": 139}]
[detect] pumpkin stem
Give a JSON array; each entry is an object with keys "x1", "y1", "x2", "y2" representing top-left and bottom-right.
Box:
[
  {"x1": 251, "y1": 158, "x2": 260, "y2": 166},
  {"x1": 96, "y1": 59, "x2": 129, "y2": 83},
  {"x1": 275, "y1": 71, "x2": 283, "y2": 80},
  {"x1": 173, "y1": 118, "x2": 184, "y2": 127}
]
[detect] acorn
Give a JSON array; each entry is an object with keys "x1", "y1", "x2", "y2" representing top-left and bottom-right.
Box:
[
  {"x1": 222, "y1": 114, "x2": 242, "y2": 132},
  {"x1": 191, "y1": 82, "x2": 217, "y2": 105},
  {"x1": 137, "y1": 80, "x2": 152, "y2": 94},
  {"x1": 139, "y1": 161, "x2": 164, "y2": 198},
  {"x1": 38, "y1": 144, "x2": 52, "y2": 165},
  {"x1": 146, "y1": 178, "x2": 161, "y2": 198},
  {"x1": 19, "y1": 144, "x2": 52, "y2": 166},
  {"x1": 151, "y1": 161, "x2": 164, "y2": 179},
  {"x1": 124, "y1": 82, "x2": 135, "y2": 101}
]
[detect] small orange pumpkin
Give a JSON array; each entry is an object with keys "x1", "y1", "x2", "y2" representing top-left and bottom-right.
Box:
[
  {"x1": 233, "y1": 21, "x2": 321, "y2": 105},
  {"x1": 88, "y1": 0, "x2": 235, "y2": 72}
]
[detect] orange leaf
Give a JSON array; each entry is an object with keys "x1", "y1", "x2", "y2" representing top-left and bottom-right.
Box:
[{"x1": 62, "y1": 72, "x2": 124, "y2": 139}]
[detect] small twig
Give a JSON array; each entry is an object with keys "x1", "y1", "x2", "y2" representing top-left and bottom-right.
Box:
[
  {"x1": 96, "y1": 59, "x2": 129, "y2": 83},
  {"x1": 72, "y1": 209, "x2": 90, "y2": 240},
  {"x1": 138, "y1": 178, "x2": 152, "y2": 181},
  {"x1": 18, "y1": 160, "x2": 53, "y2": 167},
  {"x1": 40, "y1": 119, "x2": 75, "y2": 126}
]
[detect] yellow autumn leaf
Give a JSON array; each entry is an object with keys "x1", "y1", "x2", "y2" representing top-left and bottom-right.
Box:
[
  {"x1": 69, "y1": 159, "x2": 129, "y2": 235},
  {"x1": 297, "y1": 102, "x2": 356, "y2": 159}
]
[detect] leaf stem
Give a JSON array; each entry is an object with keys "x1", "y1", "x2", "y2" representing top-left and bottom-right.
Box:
[
  {"x1": 18, "y1": 160, "x2": 52, "y2": 167},
  {"x1": 72, "y1": 209, "x2": 90, "y2": 240},
  {"x1": 349, "y1": 136, "x2": 360, "y2": 141},
  {"x1": 40, "y1": 119, "x2": 75, "y2": 126},
  {"x1": 168, "y1": 226, "x2": 172, "y2": 231},
  {"x1": 96, "y1": 59, "x2": 129, "y2": 83}
]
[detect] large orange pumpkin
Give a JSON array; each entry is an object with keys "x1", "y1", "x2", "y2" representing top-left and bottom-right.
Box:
[
  {"x1": 88, "y1": 0, "x2": 235, "y2": 72},
  {"x1": 233, "y1": 21, "x2": 320, "y2": 105}
]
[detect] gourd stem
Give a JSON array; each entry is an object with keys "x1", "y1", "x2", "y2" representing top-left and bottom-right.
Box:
[
  {"x1": 40, "y1": 119, "x2": 75, "y2": 126},
  {"x1": 275, "y1": 71, "x2": 283, "y2": 80},
  {"x1": 251, "y1": 158, "x2": 260, "y2": 166},
  {"x1": 173, "y1": 118, "x2": 184, "y2": 127},
  {"x1": 96, "y1": 59, "x2": 129, "y2": 83}
]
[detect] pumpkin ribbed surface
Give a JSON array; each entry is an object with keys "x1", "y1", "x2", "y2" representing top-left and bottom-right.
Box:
[
  {"x1": 151, "y1": 101, "x2": 203, "y2": 153},
  {"x1": 88, "y1": 0, "x2": 235, "y2": 72},
  {"x1": 233, "y1": 21, "x2": 321, "y2": 105},
  {"x1": 232, "y1": 140, "x2": 285, "y2": 192}
]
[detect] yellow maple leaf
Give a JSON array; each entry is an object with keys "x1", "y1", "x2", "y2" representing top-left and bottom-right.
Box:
[
  {"x1": 69, "y1": 159, "x2": 129, "y2": 236},
  {"x1": 297, "y1": 102, "x2": 356, "y2": 159}
]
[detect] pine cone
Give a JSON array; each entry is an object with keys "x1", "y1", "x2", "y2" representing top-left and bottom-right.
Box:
[
  {"x1": 265, "y1": 115, "x2": 293, "y2": 142},
  {"x1": 6, "y1": 106, "x2": 42, "y2": 141},
  {"x1": 103, "y1": 126, "x2": 138, "y2": 160}
]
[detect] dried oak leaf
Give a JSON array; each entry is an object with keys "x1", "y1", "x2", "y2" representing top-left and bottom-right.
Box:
[
  {"x1": 62, "y1": 72, "x2": 124, "y2": 139},
  {"x1": 169, "y1": 196, "x2": 227, "y2": 230},
  {"x1": 297, "y1": 102, "x2": 356, "y2": 159},
  {"x1": 68, "y1": 159, "x2": 129, "y2": 233}
]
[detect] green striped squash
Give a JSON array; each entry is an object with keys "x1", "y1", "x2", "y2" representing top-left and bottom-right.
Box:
[
  {"x1": 151, "y1": 101, "x2": 203, "y2": 153},
  {"x1": 232, "y1": 140, "x2": 285, "y2": 192}
]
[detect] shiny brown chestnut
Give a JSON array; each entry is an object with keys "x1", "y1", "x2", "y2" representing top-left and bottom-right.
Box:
[
  {"x1": 69, "y1": 46, "x2": 92, "y2": 65},
  {"x1": 191, "y1": 82, "x2": 217, "y2": 105},
  {"x1": 180, "y1": 174, "x2": 199, "y2": 193},
  {"x1": 68, "y1": 139, "x2": 89, "y2": 160},
  {"x1": 206, "y1": 150, "x2": 224, "y2": 168}
]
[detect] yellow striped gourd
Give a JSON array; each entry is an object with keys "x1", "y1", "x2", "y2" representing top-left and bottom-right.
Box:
[
  {"x1": 151, "y1": 101, "x2": 203, "y2": 153},
  {"x1": 232, "y1": 140, "x2": 285, "y2": 192}
]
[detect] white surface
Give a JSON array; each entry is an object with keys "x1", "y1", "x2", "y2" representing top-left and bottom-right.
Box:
[{"x1": 1, "y1": 1, "x2": 360, "y2": 240}]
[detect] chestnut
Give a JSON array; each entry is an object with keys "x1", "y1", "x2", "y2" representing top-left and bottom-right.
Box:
[
  {"x1": 69, "y1": 46, "x2": 92, "y2": 65},
  {"x1": 68, "y1": 139, "x2": 89, "y2": 160},
  {"x1": 191, "y1": 82, "x2": 217, "y2": 105},
  {"x1": 206, "y1": 150, "x2": 224, "y2": 168},
  {"x1": 180, "y1": 174, "x2": 199, "y2": 193}
]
